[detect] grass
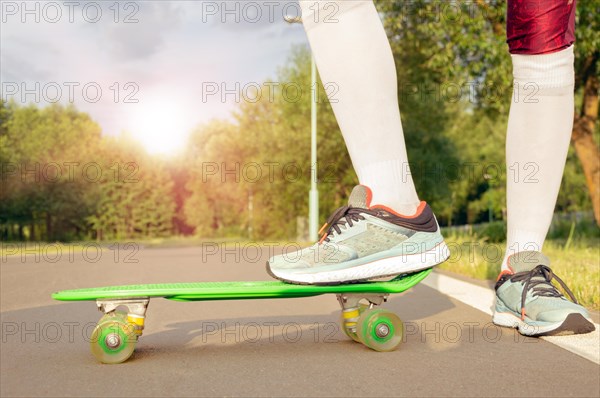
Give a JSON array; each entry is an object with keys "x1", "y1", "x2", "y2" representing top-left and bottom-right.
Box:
[
  {"x1": 1, "y1": 242, "x2": 94, "y2": 257},
  {"x1": 0, "y1": 237, "x2": 306, "y2": 257},
  {"x1": 439, "y1": 231, "x2": 600, "y2": 310}
]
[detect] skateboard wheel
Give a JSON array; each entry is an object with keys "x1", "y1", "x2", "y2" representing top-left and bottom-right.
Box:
[
  {"x1": 356, "y1": 309, "x2": 403, "y2": 352},
  {"x1": 90, "y1": 312, "x2": 137, "y2": 364},
  {"x1": 98, "y1": 310, "x2": 127, "y2": 325}
]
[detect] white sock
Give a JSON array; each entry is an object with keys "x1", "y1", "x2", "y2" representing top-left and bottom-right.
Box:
[
  {"x1": 501, "y1": 46, "x2": 575, "y2": 271},
  {"x1": 299, "y1": 0, "x2": 420, "y2": 215}
]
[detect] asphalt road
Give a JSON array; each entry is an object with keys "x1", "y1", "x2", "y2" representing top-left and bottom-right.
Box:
[{"x1": 1, "y1": 245, "x2": 599, "y2": 397}]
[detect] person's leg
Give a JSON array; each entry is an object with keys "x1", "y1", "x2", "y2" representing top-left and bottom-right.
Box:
[
  {"x1": 494, "y1": 0, "x2": 594, "y2": 336},
  {"x1": 267, "y1": 0, "x2": 449, "y2": 284},
  {"x1": 501, "y1": 0, "x2": 576, "y2": 269},
  {"x1": 299, "y1": 0, "x2": 420, "y2": 215}
]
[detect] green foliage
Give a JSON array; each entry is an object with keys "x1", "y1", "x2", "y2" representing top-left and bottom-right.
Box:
[
  {"x1": 375, "y1": 0, "x2": 595, "y2": 226},
  {"x1": 574, "y1": 0, "x2": 600, "y2": 82},
  {"x1": 547, "y1": 217, "x2": 600, "y2": 241},
  {"x1": 182, "y1": 47, "x2": 355, "y2": 239},
  {"x1": 1, "y1": 101, "x2": 175, "y2": 241},
  {"x1": 375, "y1": 0, "x2": 512, "y2": 224},
  {"x1": 86, "y1": 136, "x2": 175, "y2": 240},
  {"x1": 1, "y1": 102, "x2": 102, "y2": 240}
]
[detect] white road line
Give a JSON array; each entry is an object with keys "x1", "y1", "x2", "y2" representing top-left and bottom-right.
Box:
[{"x1": 422, "y1": 271, "x2": 600, "y2": 364}]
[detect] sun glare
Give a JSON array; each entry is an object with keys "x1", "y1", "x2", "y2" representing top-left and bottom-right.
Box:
[{"x1": 129, "y1": 101, "x2": 191, "y2": 156}]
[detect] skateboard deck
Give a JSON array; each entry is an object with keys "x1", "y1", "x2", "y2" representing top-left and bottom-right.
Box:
[
  {"x1": 52, "y1": 268, "x2": 431, "y2": 302},
  {"x1": 52, "y1": 268, "x2": 432, "y2": 364}
]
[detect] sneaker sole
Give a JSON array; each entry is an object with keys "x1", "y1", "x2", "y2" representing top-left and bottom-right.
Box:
[
  {"x1": 266, "y1": 241, "x2": 449, "y2": 285},
  {"x1": 493, "y1": 311, "x2": 595, "y2": 336}
]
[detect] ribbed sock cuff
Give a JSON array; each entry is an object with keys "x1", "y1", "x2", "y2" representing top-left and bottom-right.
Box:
[{"x1": 511, "y1": 45, "x2": 574, "y2": 92}]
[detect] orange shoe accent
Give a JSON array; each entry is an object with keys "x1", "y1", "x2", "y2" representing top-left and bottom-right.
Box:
[
  {"x1": 371, "y1": 201, "x2": 427, "y2": 218},
  {"x1": 496, "y1": 269, "x2": 514, "y2": 281},
  {"x1": 318, "y1": 222, "x2": 328, "y2": 235},
  {"x1": 318, "y1": 233, "x2": 328, "y2": 245},
  {"x1": 357, "y1": 185, "x2": 426, "y2": 218}
]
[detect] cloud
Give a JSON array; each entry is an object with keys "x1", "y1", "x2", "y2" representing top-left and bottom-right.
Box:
[
  {"x1": 1, "y1": 47, "x2": 50, "y2": 83},
  {"x1": 103, "y1": 2, "x2": 183, "y2": 61},
  {"x1": 1, "y1": 0, "x2": 309, "y2": 141}
]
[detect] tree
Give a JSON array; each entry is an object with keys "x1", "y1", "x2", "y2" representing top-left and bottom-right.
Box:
[
  {"x1": 1, "y1": 101, "x2": 176, "y2": 241},
  {"x1": 183, "y1": 47, "x2": 356, "y2": 239},
  {"x1": 376, "y1": 0, "x2": 599, "y2": 225},
  {"x1": 87, "y1": 134, "x2": 176, "y2": 240},
  {"x1": 1, "y1": 102, "x2": 102, "y2": 241},
  {"x1": 572, "y1": 2, "x2": 600, "y2": 225}
]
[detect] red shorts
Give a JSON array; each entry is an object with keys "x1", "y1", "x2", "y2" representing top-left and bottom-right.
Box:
[{"x1": 507, "y1": 0, "x2": 576, "y2": 54}]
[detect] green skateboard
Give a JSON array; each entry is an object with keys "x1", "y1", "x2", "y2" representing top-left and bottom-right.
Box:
[{"x1": 52, "y1": 269, "x2": 431, "y2": 364}]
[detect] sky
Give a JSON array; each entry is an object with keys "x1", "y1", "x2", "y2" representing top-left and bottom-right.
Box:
[{"x1": 1, "y1": 0, "x2": 308, "y2": 154}]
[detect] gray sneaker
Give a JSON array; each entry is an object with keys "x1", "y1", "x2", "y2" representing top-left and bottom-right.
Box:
[
  {"x1": 266, "y1": 185, "x2": 449, "y2": 284},
  {"x1": 493, "y1": 251, "x2": 595, "y2": 336}
]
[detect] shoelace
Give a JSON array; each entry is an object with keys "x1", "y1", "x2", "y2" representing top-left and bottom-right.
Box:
[
  {"x1": 318, "y1": 205, "x2": 374, "y2": 244},
  {"x1": 508, "y1": 264, "x2": 578, "y2": 320}
]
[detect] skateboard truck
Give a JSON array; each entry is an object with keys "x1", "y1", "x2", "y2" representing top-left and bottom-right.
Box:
[
  {"x1": 96, "y1": 298, "x2": 150, "y2": 337},
  {"x1": 336, "y1": 293, "x2": 388, "y2": 308},
  {"x1": 337, "y1": 293, "x2": 389, "y2": 334}
]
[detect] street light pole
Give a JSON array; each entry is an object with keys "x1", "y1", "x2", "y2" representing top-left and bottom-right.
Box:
[
  {"x1": 309, "y1": 54, "x2": 319, "y2": 241},
  {"x1": 285, "y1": 15, "x2": 319, "y2": 241}
]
